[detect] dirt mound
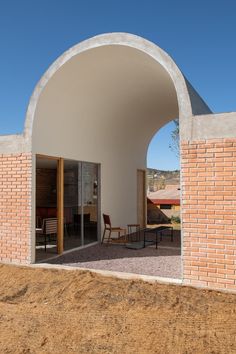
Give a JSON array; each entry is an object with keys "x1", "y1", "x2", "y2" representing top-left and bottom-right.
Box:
[{"x1": 0, "y1": 264, "x2": 236, "y2": 354}]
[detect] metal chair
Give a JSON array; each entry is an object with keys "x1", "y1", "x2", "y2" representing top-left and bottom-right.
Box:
[
  {"x1": 36, "y1": 218, "x2": 57, "y2": 251},
  {"x1": 101, "y1": 214, "x2": 126, "y2": 244}
]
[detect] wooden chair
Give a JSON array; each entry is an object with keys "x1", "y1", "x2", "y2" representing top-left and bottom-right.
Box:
[
  {"x1": 36, "y1": 218, "x2": 57, "y2": 251},
  {"x1": 101, "y1": 214, "x2": 126, "y2": 244}
]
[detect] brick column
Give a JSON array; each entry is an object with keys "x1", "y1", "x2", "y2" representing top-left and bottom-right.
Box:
[
  {"x1": 181, "y1": 139, "x2": 236, "y2": 292},
  {"x1": 0, "y1": 153, "x2": 32, "y2": 263}
]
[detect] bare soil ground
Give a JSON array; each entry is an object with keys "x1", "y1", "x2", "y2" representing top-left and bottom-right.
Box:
[{"x1": 0, "y1": 264, "x2": 236, "y2": 354}]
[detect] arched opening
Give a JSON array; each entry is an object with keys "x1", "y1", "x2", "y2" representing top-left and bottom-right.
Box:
[
  {"x1": 146, "y1": 120, "x2": 181, "y2": 279},
  {"x1": 30, "y1": 33, "x2": 194, "y2": 277}
]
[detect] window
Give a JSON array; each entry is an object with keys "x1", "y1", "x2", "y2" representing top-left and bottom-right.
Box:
[{"x1": 160, "y1": 204, "x2": 172, "y2": 209}]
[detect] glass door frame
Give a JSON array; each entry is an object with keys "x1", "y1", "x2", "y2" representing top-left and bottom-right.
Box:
[{"x1": 36, "y1": 155, "x2": 101, "y2": 256}]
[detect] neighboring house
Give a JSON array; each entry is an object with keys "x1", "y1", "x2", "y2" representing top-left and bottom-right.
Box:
[
  {"x1": 0, "y1": 33, "x2": 236, "y2": 293},
  {"x1": 147, "y1": 185, "x2": 180, "y2": 221}
]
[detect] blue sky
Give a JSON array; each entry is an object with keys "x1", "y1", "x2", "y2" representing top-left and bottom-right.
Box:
[
  {"x1": 0, "y1": 0, "x2": 235, "y2": 170},
  {"x1": 147, "y1": 121, "x2": 179, "y2": 170}
]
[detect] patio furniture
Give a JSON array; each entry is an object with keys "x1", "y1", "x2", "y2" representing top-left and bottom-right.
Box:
[
  {"x1": 144, "y1": 226, "x2": 173, "y2": 249},
  {"x1": 101, "y1": 214, "x2": 126, "y2": 244},
  {"x1": 36, "y1": 215, "x2": 42, "y2": 228},
  {"x1": 36, "y1": 217, "x2": 58, "y2": 251},
  {"x1": 160, "y1": 226, "x2": 174, "y2": 242},
  {"x1": 125, "y1": 241, "x2": 146, "y2": 250},
  {"x1": 127, "y1": 224, "x2": 141, "y2": 242}
]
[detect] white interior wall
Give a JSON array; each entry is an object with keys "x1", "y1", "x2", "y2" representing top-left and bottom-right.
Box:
[{"x1": 32, "y1": 45, "x2": 179, "y2": 228}]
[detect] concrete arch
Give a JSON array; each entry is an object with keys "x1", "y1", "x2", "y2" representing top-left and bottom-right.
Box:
[
  {"x1": 24, "y1": 32, "x2": 211, "y2": 146},
  {"x1": 24, "y1": 32, "x2": 213, "y2": 231}
]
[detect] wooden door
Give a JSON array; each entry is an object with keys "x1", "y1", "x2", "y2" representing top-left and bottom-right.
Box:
[{"x1": 137, "y1": 169, "x2": 147, "y2": 228}]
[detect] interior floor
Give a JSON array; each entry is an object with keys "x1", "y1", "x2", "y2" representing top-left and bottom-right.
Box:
[{"x1": 36, "y1": 227, "x2": 98, "y2": 262}]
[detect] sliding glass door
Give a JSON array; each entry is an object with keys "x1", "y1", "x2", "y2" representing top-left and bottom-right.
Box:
[
  {"x1": 64, "y1": 159, "x2": 99, "y2": 251},
  {"x1": 64, "y1": 160, "x2": 82, "y2": 250}
]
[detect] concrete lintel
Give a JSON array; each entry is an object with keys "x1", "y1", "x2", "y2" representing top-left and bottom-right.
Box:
[
  {"x1": 0, "y1": 134, "x2": 30, "y2": 154},
  {"x1": 181, "y1": 112, "x2": 236, "y2": 141}
]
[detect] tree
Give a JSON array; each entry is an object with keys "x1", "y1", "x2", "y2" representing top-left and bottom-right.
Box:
[{"x1": 169, "y1": 119, "x2": 179, "y2": 157}]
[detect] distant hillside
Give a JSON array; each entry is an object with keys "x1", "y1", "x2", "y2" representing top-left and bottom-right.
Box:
[{"x1": 147, "y1": 168, "x2": 180, "y2": 192}]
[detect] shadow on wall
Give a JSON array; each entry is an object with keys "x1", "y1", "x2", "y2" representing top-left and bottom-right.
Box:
[{"x1": 147, "y1": 198, "x2": 170, "y2": 224}]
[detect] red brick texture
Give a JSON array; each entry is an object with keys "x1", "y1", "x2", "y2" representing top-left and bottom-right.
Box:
[
  {"x1": 181, "y1": 139, "x2": 236, "y2": 292},
  {"x1": 0, "y1": 153, "x2": 32, "y2": 263}
]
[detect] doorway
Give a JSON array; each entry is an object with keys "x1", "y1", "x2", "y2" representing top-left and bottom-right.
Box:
[
  {"x1": 64, "y1": 159, "x2": 100, "y2": 252},
  {"x1": 35, "y1": 155, "x2": 100, "y2": 262}
]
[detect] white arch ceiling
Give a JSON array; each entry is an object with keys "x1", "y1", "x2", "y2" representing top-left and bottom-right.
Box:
[{"x1": 24, "y1": 32, "x2": 211, "y2": 150}]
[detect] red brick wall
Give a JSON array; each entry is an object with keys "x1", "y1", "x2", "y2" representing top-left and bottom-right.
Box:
[
  {"x1": 181, "y1": 139, "x2": 236, "y2": 292},
  {"x1": 0, "y1": 153, "x2": 32, "y2": 263}
]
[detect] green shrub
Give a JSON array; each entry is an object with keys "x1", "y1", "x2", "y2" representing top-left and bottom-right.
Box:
[{"x1": 171, "y1": 215, "x2": 181, "y2": 224}]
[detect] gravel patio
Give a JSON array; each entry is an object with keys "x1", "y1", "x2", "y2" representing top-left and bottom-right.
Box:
[{"x1": 48, "y1": 230, "x2": 182, "y2": 279}]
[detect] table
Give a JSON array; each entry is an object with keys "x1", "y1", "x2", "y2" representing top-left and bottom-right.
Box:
[
  {"x1": 127, "y1": 224, "x2": 141, "y2": 242},
  {"x1": 143, "y1": 226, "x2": 174, "y2": 249}
]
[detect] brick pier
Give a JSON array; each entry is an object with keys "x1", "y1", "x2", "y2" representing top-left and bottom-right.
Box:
[
  {"x1": 181, "y1": 139, "x2": 236, "y2": 291},
  {"x1": 0, "y1": 153, "x2": 32, "y2": 263}
]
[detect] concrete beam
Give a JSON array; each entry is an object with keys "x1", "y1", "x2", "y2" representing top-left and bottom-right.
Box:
[
  {"x1": 180, "y1": 112, "x2": 236, "y2": 141},
  {"x1": 0, "y1": 134, "x2": 30, "y2": 154}
]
